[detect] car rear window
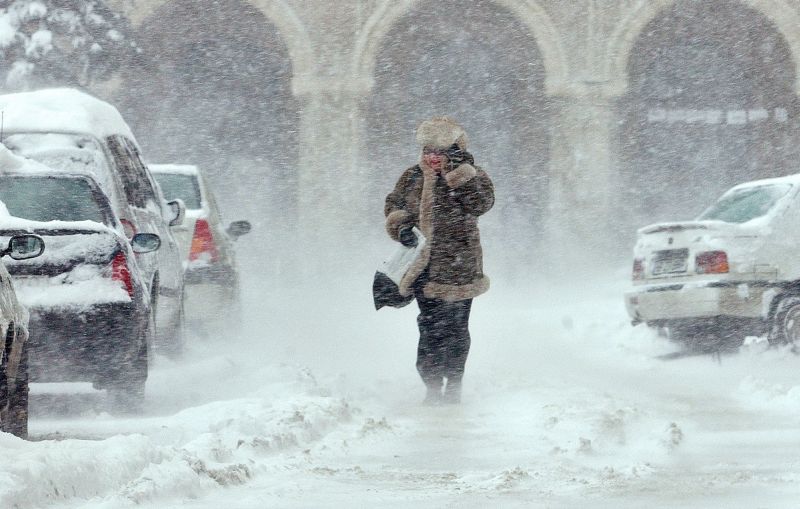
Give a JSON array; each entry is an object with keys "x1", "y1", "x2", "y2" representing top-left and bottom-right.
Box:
[
  {"x1": 698, "y1": 183, "x2": 792, "y2": 224},
  {"x1": 0, "y1": 176, "x2": 110, "y2": 224},
  {"x1": 153, "y1": 173, "x2": 202, "y2": 209},
  {"x1": 2, "y1": 133, "x2": 115, "y2": 191}
]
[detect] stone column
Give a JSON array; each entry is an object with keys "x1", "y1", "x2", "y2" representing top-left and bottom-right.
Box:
[
  {"x1": 292, "y1": 77, "x2": 372, "y2": 270},
  {"x1": 546, "y1": 84, "x2": 625, "y2": 269}
]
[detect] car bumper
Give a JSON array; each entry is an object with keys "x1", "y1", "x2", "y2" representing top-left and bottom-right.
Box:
[
  {"x1": 625, "y1": 281, "x2": 779, "y2": 324},
  {"x1": 184, "y1": 263, "x2": 238, "y2": 325},
  {"x1": 26, "y1": 302, "x2": 147, "y2": 384},
  {"x1": 184, "y1": 264, "x2": 236, "y2": 286},
  {"x1": 184, "y1": 282, "x2": 237, "y2": 326}
]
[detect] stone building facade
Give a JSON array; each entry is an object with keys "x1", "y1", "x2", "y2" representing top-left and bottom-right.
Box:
[{"x1": 104, "y1": 0, "x2": 800, "y2": 263}]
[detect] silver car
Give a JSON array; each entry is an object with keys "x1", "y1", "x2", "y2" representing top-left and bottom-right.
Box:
[{"x1": 150, "y1": 164, "x2": 251, "y2": 332}]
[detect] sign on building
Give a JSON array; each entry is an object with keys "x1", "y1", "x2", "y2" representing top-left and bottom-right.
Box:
[{"x1": 646, "y1": 107, "x2": 789, "y2": 125}]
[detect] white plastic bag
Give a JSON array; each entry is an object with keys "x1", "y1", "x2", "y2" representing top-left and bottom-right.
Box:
[
  {"x1": 379, "y1": 227, "x2": 426, "y2": 285},
  {"x1": 373, "y1": 227, "x2": 426, "y2": 310}
]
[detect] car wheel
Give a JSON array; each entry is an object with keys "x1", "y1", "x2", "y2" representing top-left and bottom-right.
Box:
[
  {"x1": 107, "y1": 382, "x2": 145, "y2": 414},
  {"x1": 769, "y1": 295, "x2": 800, "y2": 346},
  {"x1": 107, "y1": 316, "x2": 150, "y2": 414},
  {"x1": 228, "y1": 284, "x2": 243, "y2": 333},
  {"x1": 163, "y1": 297, "x2": 186, "y2": 359},
  {"x1": 108, "y1": 341, "x2": 147, "y2": 414}
]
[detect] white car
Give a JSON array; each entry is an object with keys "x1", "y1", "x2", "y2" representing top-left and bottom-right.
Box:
[
  {"x1": 0, "y1": 226, "x2": 44, "y2": 438},
  {"x1": 149, "y1": 164, "x2": 251, "y2": 332},
  {"x1": 0, "y1": 88, "x2": 186, "y2": 356},
  {"x1": 625, "y1": 174, "x2": 800, "y2": 346}
]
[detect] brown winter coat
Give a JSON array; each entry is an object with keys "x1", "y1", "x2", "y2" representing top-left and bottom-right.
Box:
[{"x1": 384, "y1": 161, "x2": 494, "y2": 301}]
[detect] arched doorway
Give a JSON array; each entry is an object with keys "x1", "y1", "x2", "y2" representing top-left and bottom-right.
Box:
[
  {"x1": 116, "y1": 0, "x2": 299, "y2": 224},
  {"x1": 619, "y1": 0, "x2": 800, "y2": 233},
  {"x1": 366, "y1": 0, "x2": 552, "y2": 272}
]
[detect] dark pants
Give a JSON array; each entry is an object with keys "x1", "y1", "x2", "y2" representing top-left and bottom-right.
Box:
[{"x1": 415, "y1": 290, "x2": 473, "y2": 388}]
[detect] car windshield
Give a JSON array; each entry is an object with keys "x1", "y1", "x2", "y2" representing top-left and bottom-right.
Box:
[
  {"x1": 154, "y1": 173, "x2": 202, "y2": 209},
  {"x1": 0, "y1": 175, "x2": 110, "y2": 224},
  {"x1": 697, "y1": 183, "x2": 792, "y2": 224},
  {"x1": 2, "y1": 133, "x2": 114, "y2": 191}
]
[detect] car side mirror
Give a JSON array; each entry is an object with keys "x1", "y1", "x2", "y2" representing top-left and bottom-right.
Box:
[
  {"x1": 3, "y1": 235, "x2": 45, "y2": 260},
  {"x1": 131, "y1": 233, "x2": 161, "y2": 254},
  {"x1": 167, "y1": 199, "x2": 185, "y2": 227},
  {"x1": 226, "y1": 220, "x2": 252, "y2": 239}
]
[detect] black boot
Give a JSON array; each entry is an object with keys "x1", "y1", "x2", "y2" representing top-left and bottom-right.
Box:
[
  {"x1": 422, "y1": 379, "x2": 443, "y2": 405},
  {"x1": 443, "y1": 377, "x2": 461, "y2": 404}
]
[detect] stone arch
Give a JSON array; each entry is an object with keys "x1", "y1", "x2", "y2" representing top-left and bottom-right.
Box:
[
  {"x1": 352, "y1": 0, "x2": 568, "y2": 95},
  {"x1": 117, "y1": 0, "x2": 302, "y2": 228},
  {"x1": 129, "y1": 0, "x2": 315, "y2": 88},
  {"x1": 616, "y1": 0, "x2": 800, "y2": 233},
  {"x1": 608, "y1": 0, "x2": 800, "y2": 94}
]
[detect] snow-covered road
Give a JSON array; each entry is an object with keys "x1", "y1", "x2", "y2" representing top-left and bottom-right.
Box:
[{"x1": 3, "y1": 268, "x2": 800, "y2": 508}]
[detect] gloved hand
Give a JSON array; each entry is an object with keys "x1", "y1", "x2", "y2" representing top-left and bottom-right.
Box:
[
  {"x1": 444, "y1": 143, "x2": 467, "y2": 165},
  {"x1": 398, "y1": 226, "x2": 418, "y2": 247},
  {"x1": 444, "y1": 143, "x2": 475, "y2": 172}
]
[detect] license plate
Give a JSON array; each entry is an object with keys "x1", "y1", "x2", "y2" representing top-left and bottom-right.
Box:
[{"x1": 651, "y1": 249, "x2": 688, "y2": 276}]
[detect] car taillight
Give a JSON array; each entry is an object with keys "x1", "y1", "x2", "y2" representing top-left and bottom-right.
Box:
[
  {"x1": 111, "y1": 251, "x2": 134, "y2": 297},
  {"x1": 695, "y1": 251, "x2": 729, "y2": 274},
  {"x1": 632, "y1": 258, "x2": 645, "y2": 280},
  {"x1": 189, "y1": 219, "x2": 219, "y2": 263}
]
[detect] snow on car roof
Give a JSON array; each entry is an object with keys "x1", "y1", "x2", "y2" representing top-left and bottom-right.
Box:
[
  {"x1": 0, "y1": 88, "x2": 136, "y2": 141},
  {"x1": 148, "y1": 163, "x2": 200, "y2": 176},
  {"x1": 727, "y1": 173, "x2": 800, "y2": 192}
]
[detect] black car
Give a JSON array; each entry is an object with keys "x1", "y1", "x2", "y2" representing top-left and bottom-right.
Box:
[{"x1": 0, "y1": 172, "x2": 160, "y2": 411}]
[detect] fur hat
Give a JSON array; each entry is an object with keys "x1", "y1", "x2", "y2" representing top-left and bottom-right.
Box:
[{"x1": 416, "y1": 117, "x2": 468, "y2": 150}]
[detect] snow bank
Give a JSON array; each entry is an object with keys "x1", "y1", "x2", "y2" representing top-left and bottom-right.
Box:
[
  {"x1": 7, "y1": 273, "x2": 800, "y2": 508},
  {"x1": 736, "y1": 372, "x2": 800, "y2": 414},
  {"x1": 0, "y1": 366, "x2": 353, "y2": 508}
]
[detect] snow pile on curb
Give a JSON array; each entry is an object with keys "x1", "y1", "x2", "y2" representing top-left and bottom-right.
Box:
[
  {"x1": 0, "y1": 385, "x2": 352, "y2": 508},
  {"x1": 736, "y1": 375, "x2": 800, "y2": 413}
]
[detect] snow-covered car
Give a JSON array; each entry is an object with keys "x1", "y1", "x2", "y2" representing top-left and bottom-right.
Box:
[
  {"x1": 0, "y1": 88, "x2": 186, "y2": 356},
  {"x1": 150, "y1": 164, "x2": 251, "y2": 330},
  {"x1": 0, "y1": 158, "x2": 160, "y2": 411},
  {"x1": 0, "y1": 232, "x2": 44, "y2": 439},
  {"x1": 625, "y1": 174, "x2": 800, "y2": 345}
]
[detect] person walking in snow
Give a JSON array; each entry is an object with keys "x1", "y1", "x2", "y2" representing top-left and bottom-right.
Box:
[{"x1": 384, "y1": 117, "x2": 495, "y2": 404}]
